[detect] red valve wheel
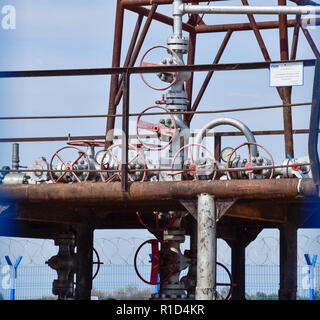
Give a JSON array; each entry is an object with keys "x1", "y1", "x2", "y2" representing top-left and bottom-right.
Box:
[
  {"x1": 136, "y1": 211, "x2": 178, "y2": 232},
  {"x1": 170, "y1": 143, "x2": 217, "y2": 181},
  {"x1": 226, "y1": 142, "x2": 274, "y2": 180},
  {"x1": 216, "y1": 262, "x2": 235, "y2": 300},
  {"x1": 67, "y1": 140, "x2": 105, "y2": 148},
  {"x1": 134, "y1": 239, "x2": 176, "y2": 285},
  {"x1": 92, "y1": 248, "x2": 103, "y2": 280},
  {"x1": 99, "y1": 143, "x2": 147, "y2": 183},
  {"x1": 49, "y1": 146, "x2": 90, "y2": 183},
  {"x1": 136, "y1": 105, "x2": 177, "y2": 151},
  {"x1": 140, "y1": 45, "x2": 179, "y2": 91}
]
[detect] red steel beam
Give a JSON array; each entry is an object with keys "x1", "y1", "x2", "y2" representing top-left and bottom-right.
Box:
[
  {"x1": 126, "y1": 5, "x2": 195, "y2": 33},
  {"x1": 114, "y1": 5, "x2": 158, "y2": 107},
  {"x1": 188, "y1": 30, "x2": 232, "y2": 123},
  {"x1": 195, "y1": 18, "x2": 320, "y2": 33},
  {"x1": 105, "y1": 0, "x2": 125, "y2": 149},
  {"x1": 278, "y1": 0, "x2": 294, "y2": 158},
  {"x1": 121, "y1": 0, "x2": 230, "y2": 5}
]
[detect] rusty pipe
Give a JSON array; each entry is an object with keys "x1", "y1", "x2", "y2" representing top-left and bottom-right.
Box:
[{"x1": 0, "y1": 179, "x2": 317, "y2": 204}]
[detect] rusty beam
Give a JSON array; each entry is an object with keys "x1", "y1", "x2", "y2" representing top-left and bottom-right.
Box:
[
  {"x1": 195, "y1": 18, "x2": 320, "y2": 33},
  {"x1": 0, "y1": 179, "x2": 317, "y2": 205},
  {"x1": 105, "y1": 0, "x2": 125, "y2": 149},
  {"x1": 114, "y1": 14, "x2": 144, "y2": 106},
  {"x1": 279, "y1": 0, "x2": 294, "y2": 158},
  {"x1": 121, "y1": 0, "x2": 229, "y2": 5},
  {"x1": 241, "y1": 0, "x2": 271, "y2": 61},
  {"x1": 114, "y1": 5, "x2": 158, "y2": 107},
  {"x1": 126, "y1": 5, "x2": 195, "y2": 33},
  {"x1": 300, "y1": 24, "x2": 320, "y2": 59},
  {"x1": 188, "y1": 30, "x2": 232, "y2": 123},
  {"x1": 185, "y1": 29, "x2": 197, "y2": 125}
]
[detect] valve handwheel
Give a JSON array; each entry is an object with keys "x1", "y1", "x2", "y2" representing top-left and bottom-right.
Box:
[
  {"x1": 226, "y1": 142, "x2": 274, "y2": 180},
  {"x1": 140, "y1": 45, "x2": 180, "y2": 91},
  {"x1": 49, "y1": 146, "x2": 90, "y2": 183},
  {"x1": 136, "y1": 106, "x2": 177, "y2": 151},
  {"x1": 92, "y1": 248, "x2": 103, "y2": 280},
  {"x1": 134, "y1": 239, "x2": 176, "y2": 285},
  {"x1": 170, "y1": 143, "x2": 218, "y2": 181},
  {"x1": 99, "y1": 143, "x2": 147, "y2": 183},
  {"x1": 216, "y1": 262, "x2": 234, "y2": 300},
  {"x1": 136, "y1": 211, "x2": 178, "y2": 232}
]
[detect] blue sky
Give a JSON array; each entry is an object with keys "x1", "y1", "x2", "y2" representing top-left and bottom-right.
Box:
[{"x1": 0, "y1": 0, "x2": 319, "y2": 272}]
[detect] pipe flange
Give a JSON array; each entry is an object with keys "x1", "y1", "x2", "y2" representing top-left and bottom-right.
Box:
[{"x1": 167, "y1": 35, "x2": 188, "y2": 54}]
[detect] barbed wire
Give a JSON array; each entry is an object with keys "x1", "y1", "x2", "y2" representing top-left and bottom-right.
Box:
[{"x1": 0, "y1": 232, "x2": 319, "y2": 267}]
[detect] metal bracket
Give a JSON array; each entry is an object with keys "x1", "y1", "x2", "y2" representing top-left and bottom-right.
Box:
[{"x1": 180, "y1": 198, "x2": 238, "y2": 221}]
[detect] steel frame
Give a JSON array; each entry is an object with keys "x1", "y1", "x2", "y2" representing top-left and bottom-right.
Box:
[{"x1": 0, "y1": 0, "x2": 319, "y2": 300}]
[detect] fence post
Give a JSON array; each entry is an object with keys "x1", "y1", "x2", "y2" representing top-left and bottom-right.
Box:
[
  {"x1": 304, "y1": 254, "x2": 318, "y2": 300},
  {"x1": 5, "y1": 256, "x2": 22, "y2": 300}
]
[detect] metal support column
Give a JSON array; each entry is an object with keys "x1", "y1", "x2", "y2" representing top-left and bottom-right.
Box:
[
  {"x1": 229, "y1": 239, "x2": 246, "y2": 300},
  {"x1": 279, "y1": 218, "x2": 298, "y2": 300},
  {"x1": 121, "y1": 71, "x2": 130, "y2": 192},
  {"x1": 75, "y1": 224, "x2": 94, "y2": 300},
  {"x1": 196, "y1": 193, "x2": 216, "y2": 300}
]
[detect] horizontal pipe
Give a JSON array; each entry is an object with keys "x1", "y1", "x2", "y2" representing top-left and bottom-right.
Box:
[
  {"x1": 0, "y1": 102, "x2": 311, "y2": 121},
  {"x1": 182, "y1": 5, "x2": 320, "y2": 15},
  {"x1": 0, "y1": 59, "x2": 316, "y2": 78},
  {"x1": 0, "y1": 179, "x2": 317, "y2": 204},
  {"x1": 0, "y1": 128, "x2": 317, "y2": 143}
]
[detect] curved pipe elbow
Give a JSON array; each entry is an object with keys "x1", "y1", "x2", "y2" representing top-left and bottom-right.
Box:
[{"x1": 193, "y1": 117, "x2": 257, "y2": 160}]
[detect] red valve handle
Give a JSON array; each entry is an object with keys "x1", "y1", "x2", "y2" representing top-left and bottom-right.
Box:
[
  {"x1": 170, "y1": 143, "x2": 217, "y2": 181},
  {"x1": 49, "y1": 146, "x2": 90, "y2": 183},
  {"x1": 136, "y1": 106, "x2": 177, "y2": 151},
  {"x1": 216, "y1": 262, "x2": 234, "y2": 300},
  {"x1": 136, "y1": 211, "x2": 178, "y2": 232},
  {"x1": 140, "y1": 45, "x2": 179, "y2": 91},
  {"x1": 134, "y1": 239, "x2": 176, "y2": 285},
  {"x1": 99, "y1": 143, "x2": 147, "y2": 183},
  {"x1": 226, "y1": 142, "x2": 274, "y2": 180}
]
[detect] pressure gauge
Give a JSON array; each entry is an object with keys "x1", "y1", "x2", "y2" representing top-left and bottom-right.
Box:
[{"x1": 220, "y1": 147, "x2": 236, "y2": 163}]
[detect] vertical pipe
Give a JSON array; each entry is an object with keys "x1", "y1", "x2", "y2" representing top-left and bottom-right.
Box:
[
  {"x1": 278, "y1": 0, "x2": 294, "y2": 158},
  {"x1": 105, "y1": 0, "x2": 124, "y2": 149},
  {"x1": 12, "y1": 143, "x2": 19, "y2": 171},
  {"x1": 196, "y1": 193, "x2": 216, "y2": 300},
  {"x1": 173, "y1": 0, "x2": 183, "y2": 38},
  {"x1": 121, "y1": 72, "x2": 130, "y2": 192},
  {"x1": 185, "y1": 31, "x2": 196, "y2": 125},
  {"x1": 75, "y1": 225, "x2": 94, "y2": 300},
  {"x1": 214, "y1": 135, "x2": 221, "y2": 161},
  {"x1": 308, "y1": 60, "x2": 320, "y2": 189}
]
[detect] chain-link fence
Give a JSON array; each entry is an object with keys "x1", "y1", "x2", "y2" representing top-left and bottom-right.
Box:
[{"x1": 0, "y1": 229, "x2": 319, "y2": 300}]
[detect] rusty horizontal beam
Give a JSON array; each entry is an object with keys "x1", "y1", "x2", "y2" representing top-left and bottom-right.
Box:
[
  {"x1": 126, "y1": 5, "x2": 195, "y2": 33},
  {"x1": 0, "y1": 128, "x2": 317, "y2": 144},
  {"x1": 0, "y1": 59, "x2": 316, "y2": 78},
  {"x1": 195, "y1": 18, "x2": 320, "y2": 33},
  {"x1": 121, "y1": 0, "x2": 229, "y2": 5},
  {"x1": 0, "y1": 179, "x2": 317, "y2": 205}
]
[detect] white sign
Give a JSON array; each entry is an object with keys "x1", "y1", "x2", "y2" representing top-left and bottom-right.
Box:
[{"x1": 270, "y1": 62, "x2": 304, "y2": 87}]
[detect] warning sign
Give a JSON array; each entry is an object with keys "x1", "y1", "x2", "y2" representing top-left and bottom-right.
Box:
[{"x1": 269, "y1": 61, "x2": 304, "y2": 87}]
